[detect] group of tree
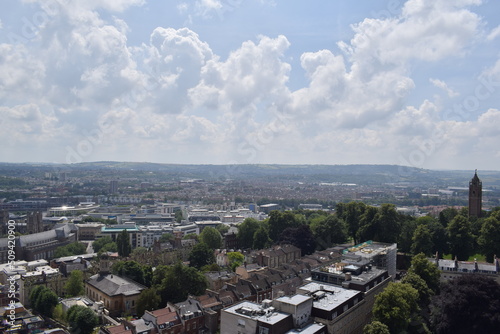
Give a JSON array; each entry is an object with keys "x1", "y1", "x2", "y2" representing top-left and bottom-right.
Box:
[
  {"x1": 136, "y1": 261, "x2": 208, "y2": 316},
  {"x1": 366, "y1": 251, "x2": 500, "y2": 333},
  {"x1": 111, "y1": 260, "x2": 153, "y2": 286},
  {"x1": 335, "y1": 202, "x2": 500, "y2": 262},
  {"x1": 29, "y1": 285, "x2": 59, "y2": 317},
  {"x1": 92, "y1": 236, "x2": 118, "y2": 254},
  {"x1": 54, "y1": 242, "x2": 87, "y2": 258},
  {"x1": 67, "y1": 305, "x2": 99, "y2": 334},
  {"x1": 367, "y1": 253, "x2": 440, "y2": 333}
]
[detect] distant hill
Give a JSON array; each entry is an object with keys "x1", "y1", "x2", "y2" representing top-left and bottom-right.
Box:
[{"x1": 1, "y1": 161, "x2": 499, "y2": 188}]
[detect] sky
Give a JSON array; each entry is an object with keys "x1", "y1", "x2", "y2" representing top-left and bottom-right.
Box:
[{"x1": 1, "y1": 0, "x2": 500, "y2": 171}]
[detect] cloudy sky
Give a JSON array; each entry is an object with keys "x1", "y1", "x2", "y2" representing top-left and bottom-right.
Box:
[{"x1": 1, "y1": 0, "x2": 500, "y2": 170}]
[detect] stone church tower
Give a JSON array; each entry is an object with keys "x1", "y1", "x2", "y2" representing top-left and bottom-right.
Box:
[{"x1": 469, "y1": 170, "x2": 482, "y2": 218}]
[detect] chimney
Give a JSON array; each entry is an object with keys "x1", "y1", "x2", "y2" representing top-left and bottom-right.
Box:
[
  {"x1": 454, "y1": 256, "x2": 459, "y2": 271},
  {"x1": 345, "y1": 273, "x2": 352, "y2": 281}
]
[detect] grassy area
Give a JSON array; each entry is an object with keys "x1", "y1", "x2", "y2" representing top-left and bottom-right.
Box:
[{"x1": 443, "y1": 253, "x2": 487, "y2": 262}]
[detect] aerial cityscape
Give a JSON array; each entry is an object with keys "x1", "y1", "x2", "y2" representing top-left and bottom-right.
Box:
[{"x1": 2, "y1": 0, "x2": 500, "y2": 333}]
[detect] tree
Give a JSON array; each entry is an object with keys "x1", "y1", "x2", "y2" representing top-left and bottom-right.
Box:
[
  {"x1": 131, "y1": 247, "x2": 148, "y2": 257},
  {"x1": 92, "y1": 236, "x2": 115, "y2": 253},
  {"x1": 253, "y1": 226, "x2": 271, "y2": 250},
  {"x1": 447, "y1": 215, "x2": 474, "y2": 260},
  {"x1": 183, "y1": 233, "x2": 199, "y2": 241},
  {"x1": 199, "y1": 227, "x2": 222, "y2": 250},
  {"x1": 227, "y1": 251, "x2": 244, "y2": 271},
  {"x1": 363, "y1": 321, "x2": 390, "y2": 334},
  {"x1": 374, "y1": 204, "x2": 401, "y2": 243},
  {"x1": 372, "y1": 282, "x2": 419, "y2": 333},
  {"x1": 159, "y1": 233, "x2": 174, "y2": 243},
  {"x1": 30, "y1": 286, "x2": 59, "y2": 317},
  {"x1": 438, "y1": 207, "x2": 459, "y2": 227},
  {"x1": 216, "y1": 223, "x2": 230, "y2": 235},
  {"x1": 64, "y1": 270, "x2": 84, "y2": 297},
  {"x1": 54, "y1": 242, "x2": 87, "y2": 258},
  {"x1": 111, "y1": 260, "x2": 147, "y2": 286},
  {"x1": 337, "y1": 202, "x2": 366, "y2": 244},
  {"x1": 136, "y1": 287, "x2": 161, "y2": 317},
  {"x1": 407, "y1": 253, "x2": 441, "y2": 294},
  {"x1": 310, "y1": 215, "x2": 348, "y2": 250},
  {"x1": 357, "y1": 205, "x2": 378, "y2": 242},
  {"x1": 175, "y1": 210, "x2": 183, "y2": 223},
  {"x1": 157, "y1": 262, "x2": 208, "y2": 305},
  {"x1": 478, "y1": 214, "x2": 500, "y2": 262},
  {"x1": 116, "y1": 229, "x2": 131, "y2": 257},
  {"x1": 430, "y1": 275, "x2": 500, "y2": 334},
  {"x1": 398, "y1": 217, "x2": 417, "y2": 253},
  {"x1": 279, "y1": 224, "x2": 316, "y2": 256},
  {"x1": 237, "y1": 218, "x2": 260, "y2": 249},
  {"x1": 411, "y1": 224, "x2": 434, "y2": 256},
  {"x1": 402, "y1": 271, "x2": 433, "y2": 305},
  {"x1": 188, "y1": 242, "x2": 215, "y2": 269},
  {"x1": 67, "y1": 305, "x2": 99, "y2": 334},
  {"x1": 268, "y1": 211, "x2": 303, "y2": 242}
]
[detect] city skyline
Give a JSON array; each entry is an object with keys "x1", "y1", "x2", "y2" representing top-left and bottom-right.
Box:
[{"x1": 1, "y1": 0, "x2": 500, "y2": 170}]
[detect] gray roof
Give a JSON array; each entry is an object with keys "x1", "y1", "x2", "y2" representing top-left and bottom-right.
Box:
[
  {"x1": 87, "y1": 274, "x2": 145, "y2": 297},
  {"x1": 18, "y1": 230, "x2": 57, "y2": 247}
]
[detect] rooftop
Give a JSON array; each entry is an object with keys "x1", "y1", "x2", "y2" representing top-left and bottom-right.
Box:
[
  {"x1": 298, "y1": 282, "x2": 362, "y2": 311},
  {"x1": 275, "y1": 294, "x2": 312, "y2": 306},
  {"x1": 87, "y1": 273, "x2": 145, "y2": 296},
  {"x1": 224, "y1": 301, "x2": 290, "y2": 325}
]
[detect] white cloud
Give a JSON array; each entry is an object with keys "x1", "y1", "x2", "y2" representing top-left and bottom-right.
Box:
[
  {"x1": 0, "y1": 0, "x2": 498, "y2": 169},
  {"x1": 430, "y1": 78, "x2": 459, "y2": 97},
  {"x1": 487, "y1": 25, "x2": 500, "y2": 41}
]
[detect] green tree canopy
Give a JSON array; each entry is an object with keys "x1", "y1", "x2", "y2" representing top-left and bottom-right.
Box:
[
  {"x1": 372, "y1": 282, "x2": 419, "y2": 333},
  {"x1": 402, "y1": 271, "x2": 434, "y2": 305},
  {"x1": 188, "y1": 242, "x2": 216, "y2": 269},
  {"x1": 336, "y1": 202, "x2": 366, "y2": 244},
  {"x1": 64, "y1": 270, "x2": 85, "y2": 297},
  {"x1": 156, "y1": 262, "x2": 208, "y2": 305},
  {"x1": 54, "y1": 242, "x2": 87, "y2": 258},
  {"x1": 116, "y1": 229, "x2": 132, "y2": 257},
  {"x1": 227, "y1": 251, "x2": 244, "y2": 271},
  {"x1": 447, "y1": 215, "x2": 474, "y2": 260},
  {"x1": 310, "y1": 214, "x2": 348, "y2": 250},
  {"x1": 279, "y1": 224, "x2": 316, "y2": 256},
  {"x1": 363, "y1": 321, "x2": 390, "y2": 334},
  {"x1": 268, "y1": 211, "x2": 303, "y2": 242},
  {"x1": 407, "y1": 253, "x2": 441, "y2": 294},
  {"x1": 29, "y1": 286, "x2": 59, "y2": 317},
  {"x1": 111, "y1": 260, "x2": 147, "y2": 286},
  {"x1": 237, "y1": 218, "x2": 260, "y2": 249},
  {"x1": 159, "y1": 233, "x2": 174, "y2": 243},
  {"x1": 430, "y1": 274, "x2": 500, "y2": 334},
  {"x1": 199, "y1": 227, "x2": 222, "y2": 250},
  {"x1": 67, "y1": 305, "x2": 99, "y2": 334},
  {"x1": 183, "y1": 233, "x2": 199, "y2": 241},
  {"x1": 252, "y1": 226, "x2": 271, "y2": 250},
  {"x1": 478, "y1": 213, "x2": 500, "y2": 262},
  {"x1": 136, "y1": 287, "x2": 161, "y2": 317},
  {"x1": 398, "y1": 216, "x2": 418, "y2": 254},
  {"x1": 92, "y1": 236, "x2": 115, "y2": 253},
  {"x1": 411, "y1": 224, "x2": 434, "y2": 256}
]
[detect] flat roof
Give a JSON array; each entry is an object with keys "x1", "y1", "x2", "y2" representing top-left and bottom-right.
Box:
[
  {"x1": 298, "y1": 282, "x2": 361, "y2": 311},
  {"x1": 275, "y1": 294, "x2": 312, "y2": 306},
  {"x1": 286, "y1": 322, "x2": 326, "y2": 334},
  {"x1": 223, "y1": 301, "x2": 290, "y2": 325}
]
